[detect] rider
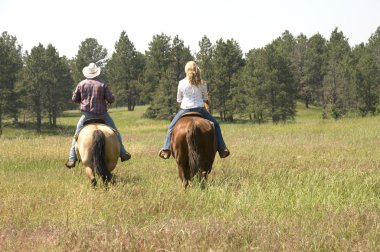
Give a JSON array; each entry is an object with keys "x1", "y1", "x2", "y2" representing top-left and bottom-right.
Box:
[
  {"x1": 159, "y1": 60, "x2": 230, "y2": 159},
  {"x1": 65, "y1": 62, "x2": 131, "y2": 168}
]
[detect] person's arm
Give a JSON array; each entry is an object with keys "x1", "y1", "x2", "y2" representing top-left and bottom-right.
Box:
[
  {"x1": 104, "y1": 84, "x2": 115, "y2": 104},
  {"x1": 202, "y1": 83, "x2": 210, "y2": 112},
  {"x1": 204, "y1": 100, "x2": 210, "y2": 112},
  {"x1": 177, "y1": 82, "x2": 183, "y2": 104},
  {"x1": 201, "y1": 82, "x2": 209, "y2": 101},
  {"x1": 72, "y1": 84, "x2": 81, "y2": 103}
]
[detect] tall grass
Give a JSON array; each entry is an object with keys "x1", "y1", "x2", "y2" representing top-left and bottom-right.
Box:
[{"x1": 0, "y1": 105, "x2": 380, "y2": 251}]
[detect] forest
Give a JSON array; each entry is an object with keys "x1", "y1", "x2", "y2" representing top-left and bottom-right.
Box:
[{"x1": 0, "y1": 26, "x2": 379, "y2": 133}]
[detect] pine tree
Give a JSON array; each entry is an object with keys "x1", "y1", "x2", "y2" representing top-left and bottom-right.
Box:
[
  {"x1": 107, "y1": 31, "x2": 145, "y2": 110},
  {"x1": 249, "y1": 41, "x2": 297, "y2": 123},
  {"x1": 353, "y1": 26, "x2": 380, "y2": 116},
  {"x1": 212, "y1": 38, "x2": 244, "y2": 121},
  {"x1": 196, "y1": 36, "x2": 215, "y2": 112},
  {"x1": 368, "y1": 26, "x2": 380, "y2": 69},
  {"x1": 353, "y1": 44, "x2": 378, "y2": 115},
  {"x1": 239, "y1": 48, "x2": 268, "y2": 122},
  {"x1": 302, "y1": 33, "x2": 327, "y2": 107},
  {"x1": 44, "y1": 44, "x2": 73, "y2": 127},
  {"x1": 167, "y1": 36, "x2": 192, "y2": 117},
  {"x1": 0, "y1": 32, "x2": 22, "y2": 134},
  {"x1": 145, "y1": 69, "x2": 178, "y2": 119},
  {"x1": 144, "y1": 35, "x2": 192, "y2": 119},
  {"x1": 294, "y1": 34, "x2": 308, "y2": 107},
  {"x1": 21, "y1": 44, "x2": 47, "y2": 132},
  {"x1": 72, "y1": 38, "x2": 108, "y2": 84},
  {"x1": 271, "y1": 41, "x2": 297, "y2": 123},
  {"x1": 323, "y1": 28, "x2": 354, "y2": 119},
  {"x1": 142, "y1": 33, "x2": 172, "y2": 104},
  {"x1": 367, "y1": 27, "x2": 380, "y2": 106}
]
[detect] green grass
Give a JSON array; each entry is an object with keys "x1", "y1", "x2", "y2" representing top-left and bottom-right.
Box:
[{"x1": 1, "y1": 104, "x2": 380, "y2": 251}]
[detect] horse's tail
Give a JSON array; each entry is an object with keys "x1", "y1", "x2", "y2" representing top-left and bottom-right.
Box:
[
  {"x1": 92, "y1": 130, "x2": 111, "y2": 182},
  {"x1": 186, "y1": 119, "x2": 200, "y2": 177}
]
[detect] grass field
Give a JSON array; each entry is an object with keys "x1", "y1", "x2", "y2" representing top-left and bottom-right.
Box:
[{"x1": 1, "y1": 105, "x2": 380, "y2": 251}]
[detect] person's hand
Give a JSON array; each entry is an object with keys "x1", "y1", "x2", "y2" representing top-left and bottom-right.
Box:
[
  {"x1": 204, "y1": 102, "x2": 210, "y2": 113},
  {"x1": 205, "y1": 101, "x2": 210, "y2": 113}
]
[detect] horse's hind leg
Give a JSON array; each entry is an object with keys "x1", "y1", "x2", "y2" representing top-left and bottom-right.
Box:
[
  {"x1": 177, "y1": 165, "x2": 190, "y2": 189},
  {"x1": 85, "y1": 167, "x2": 97, "y2": 187},
  {"x1": 182, "y1": 180, "x2": 189, "y2": 189},
  {"x1": 200, "y1": 171, "x2": 208, "y2": 189}
]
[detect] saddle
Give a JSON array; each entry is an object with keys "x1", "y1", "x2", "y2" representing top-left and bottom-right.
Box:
[
  {"x1": 180, "y1": 112, "x2": 203, "y2": 118},
  {"x1": 179, "y1": 112, "x2": 214, "y2": 127},
  {"x1": 74, "y1": 118, "x2": 116, "y2": 141},
  {"x1": 83, "y1": 118, "x2": 106, "y2": 126}
]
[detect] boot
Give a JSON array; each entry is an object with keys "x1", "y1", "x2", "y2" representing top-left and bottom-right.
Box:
[
  {"x1": 159, "y1": 149, "x2": 170, "y2": 159},
  {"x1": 65, "y1": 159, "x2": 76, "y2": 168},
  {"x1": 120, "y1": 151, "x2": 131, "y2": 162},
  {"x1": 218, "y1": 149, "x2": 230, "y2": 158}
]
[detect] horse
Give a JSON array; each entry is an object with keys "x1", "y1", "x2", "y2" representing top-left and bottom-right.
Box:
[
  {"x1": 170, "y1": 113, "x2": 217, "y2": 188},
  {"x1": 75, "y1": 121, "x2": 120, "y2": 187}
]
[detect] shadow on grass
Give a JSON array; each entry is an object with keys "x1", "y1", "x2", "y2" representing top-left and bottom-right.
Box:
[
  {"x1": 216, "y1": 117, "x2": 298, "y2": 125},
  {"x1": 3, "y1": 121, "x2": 76, "y2": 137},
  {"x1": 59, "y1": 111, "x2": 82, "y2": 118},
  {"x1": 112, "y1": 173, "x2": 143, "y2": 186}
]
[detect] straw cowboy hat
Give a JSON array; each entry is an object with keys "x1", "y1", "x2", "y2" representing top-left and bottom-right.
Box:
[{"x1": 82, "y1": 62, "x2": 101, "y2": 78}]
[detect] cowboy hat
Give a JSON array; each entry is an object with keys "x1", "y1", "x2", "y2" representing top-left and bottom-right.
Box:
[{"x1": 82, "y1": 62, "x2": 101, "y2": 78}]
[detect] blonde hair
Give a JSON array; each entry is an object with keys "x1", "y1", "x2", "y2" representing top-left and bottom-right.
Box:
[{"x1": 185, "y1": 61, "x2": 202, "y2": 85}]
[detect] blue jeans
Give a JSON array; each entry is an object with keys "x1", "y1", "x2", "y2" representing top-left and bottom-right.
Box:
[
  {"x1": 162, "y1": 107, "x2": 227, "y2": 151},
  {"x1": 68, "y1": 112, "x2": 128, "y2": 161}
]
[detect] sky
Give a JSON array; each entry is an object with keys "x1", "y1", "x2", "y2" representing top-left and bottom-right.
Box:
[{"x1": 0, "y1": 0, "x2": 379, "y2": 59}]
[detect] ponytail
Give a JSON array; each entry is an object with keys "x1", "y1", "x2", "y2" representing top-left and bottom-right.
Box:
[{"x1": 185, "y1": 61, "x2": 201, "y2": 85}]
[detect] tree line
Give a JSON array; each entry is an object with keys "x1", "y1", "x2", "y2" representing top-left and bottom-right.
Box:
[{"x1": 0, "y1": 27, "x2": 379, "y2": 133}]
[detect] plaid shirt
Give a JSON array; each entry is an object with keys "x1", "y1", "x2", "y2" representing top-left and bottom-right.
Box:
[{"x1": 72, "y1": 78, "x2": 115, "y2": 116}]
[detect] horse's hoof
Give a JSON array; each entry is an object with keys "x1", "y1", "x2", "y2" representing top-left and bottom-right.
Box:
[
  {"x1": 182, "y1": 181, "x2": 189, "y2": 189},
  {"x1": 91, "y1": 178, "x2": 97, "y2": 187}
]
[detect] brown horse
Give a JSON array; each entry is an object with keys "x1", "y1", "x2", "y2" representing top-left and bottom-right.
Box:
[
  {"x1": 75, "y1": 123, "x2": 120, "y2": 186},
  {"x1": 170, "y1": 113, "x2": 217, "y2": 188}
]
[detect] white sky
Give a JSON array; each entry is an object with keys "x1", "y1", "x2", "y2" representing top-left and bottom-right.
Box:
[{"x1": 0, "y1": 0, "x2": 379, "y2": 59}]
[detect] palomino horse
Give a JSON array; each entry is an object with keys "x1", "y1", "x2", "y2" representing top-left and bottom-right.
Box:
[
  {"x1": 75, "y1": 122, "x2": 120, "y2": 186},
  {"x1": 170, "y1": 113, "x2": 217, "y2": 188}
]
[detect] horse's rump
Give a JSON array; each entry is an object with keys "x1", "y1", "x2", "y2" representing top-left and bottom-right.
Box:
[
  {"x1": 75, "y1": 124, "x2": 120, "y2": 184},
  {"x1": 171, "y1": 116, "x2": 217, "y2": 183}
]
